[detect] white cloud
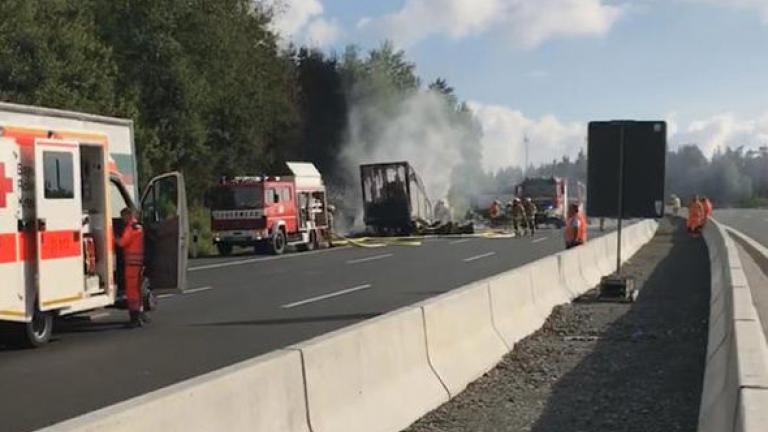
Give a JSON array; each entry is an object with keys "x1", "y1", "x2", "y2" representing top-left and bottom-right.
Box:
[
  {"x1": 262, "y1": 0, "x2": 341, "y2": 47},
  {"x1": 359, "y1": 0, "x2": 623, "y2": 49},
  {"x1": 469, "y1": 102, "x2": 586, "y2": 172},
  {"x1": 471, "y1": 104, "x2": 768, "y2": 173},
  {"x1": 669, "y1": 113, "x2": 768, "y2": 156},
  {"x1": 690, "y1": 0, "x2": 768, "y2": 23}
]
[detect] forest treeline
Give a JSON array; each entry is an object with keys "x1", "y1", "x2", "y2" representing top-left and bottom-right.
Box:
[
  {"x1": 1, "y1": 0, "x2": 766, "y2": 222},
  {"x1": 492, "y1": 145, "x2": 768, "y2": 208},
  {"x1": 0, "y1": 0, "x2": 481, "y2": 213}
]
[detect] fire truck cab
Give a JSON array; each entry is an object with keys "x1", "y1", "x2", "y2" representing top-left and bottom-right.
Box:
[
  {"x1": 0, "y1": 103, "x2": 188, "y2": 347},
  {"x1": 207, "y1": 162, "x2": 330, "y2": 255}
]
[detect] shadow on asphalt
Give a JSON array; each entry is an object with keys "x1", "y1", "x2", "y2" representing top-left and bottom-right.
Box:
[
  {"x1": 530, "y1": 218, "x2": 710, "y2": 432},
  {"x1": 190, "y1": 312, "x2": 381, "y2": 327}
]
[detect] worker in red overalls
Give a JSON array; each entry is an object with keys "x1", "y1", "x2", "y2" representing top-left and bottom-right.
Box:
[
  {"x1": 564, "y1": 203, "x2": 588, "y2": 249},
  {"x1": 116, "y1": 208, "x2": 145, "y2": 328}
]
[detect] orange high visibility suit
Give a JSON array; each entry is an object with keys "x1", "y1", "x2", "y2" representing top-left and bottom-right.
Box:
[
  {"x1": 564, "y1": 210, "x2": 587, "y2": 248},
  {"x1": 116, "y1": 217, "x2": 144, "y2": 312},
  {"x1": 703, "y1": 198, "x2": 713, "y2": 220},
  {"x1": 489, "y1": 201, "x2": 501, "y2": 219},
  {"x1": 687, "y1": 200, "x2": 704, "y2": 232}
]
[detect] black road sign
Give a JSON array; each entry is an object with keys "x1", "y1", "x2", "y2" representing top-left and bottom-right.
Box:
[{"x1": 587, "y1": 121, "x2": 667, "y2": 219}]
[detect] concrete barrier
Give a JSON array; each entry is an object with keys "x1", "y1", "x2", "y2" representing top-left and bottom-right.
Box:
[
  {"x1": 698, "y1": 220, "x2": 768, "y2": 432},
  {"x1": 736, "y1": 388, "x2": 768, "y2": 432},
  {"x1": 529, "y1": 255, "x2": 570, "y2": 320},
  {"x1": 488, "y1": 265, "x2": 545, "y2": 348},
  {"x1": 560, "y1": 248, "x2": 589, "y2": 298},
  {"x1": 579, "y1": 240, "x2": 604, "y2": 288},
  {"x1": 296, "y1": 306, "x2": 449, "y2": 432},
  {"x1": 40, "y1": 219, "x2": 662, "y2": 432},
  {"x1": 593, "y1": 236, "x2": 615, "y2": 276},
  {"x1": 421, "y1": 283, "x2": 509, "y2": 396},
  {"x1": 39, "y1": 350, "x2": 311, "y2": 432}
]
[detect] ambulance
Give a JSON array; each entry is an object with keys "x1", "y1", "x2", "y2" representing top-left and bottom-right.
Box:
[{"x1": 0, "y1": 102, "x2": 188, "y2": 347}]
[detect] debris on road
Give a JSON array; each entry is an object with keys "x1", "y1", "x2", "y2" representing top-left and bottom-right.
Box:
[{"x1": 405, "y1": 218, "x2": 709, "y2": 432}]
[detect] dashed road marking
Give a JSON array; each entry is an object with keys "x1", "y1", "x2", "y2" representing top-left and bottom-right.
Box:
[
  {"x1": 347, "y1": 253, "x2": 393, "y2": 264},
  {"x1": 281, "y1": 284, "x2": 372, "y2": 309},
  {"x1": 188, "y1": 246, "x2": 350, "y2": 272},
  {"x1": 532, "y1": 237, "x2": 548, "y2": 244},
  {"x1": 157, "y1": 294, "x2": 176, "y2": 299},
  {"x1": 463, "y1": 252, "x2": 496, "y2": 262},
  {"x1": 185, "y1": 286, "x2": 214, "y2": 294},
  {"x1": 450, "y1": 239, "x2": 471, "y2": 245}
]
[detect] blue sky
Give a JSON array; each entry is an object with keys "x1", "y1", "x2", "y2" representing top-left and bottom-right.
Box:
[{"x1": 270, "y1": 0, "x2": 768, "y2": 169}]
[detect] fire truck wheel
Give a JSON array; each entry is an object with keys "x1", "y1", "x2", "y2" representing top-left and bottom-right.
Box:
[
  {"x1": 270, "y1": 229, "x2": 286, "y2": 255},
  {"x1": 216, "y1": 243, "x2": 233, "y2": 256}
]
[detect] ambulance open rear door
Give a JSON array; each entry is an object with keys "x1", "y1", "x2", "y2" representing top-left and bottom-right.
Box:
[
  {"x1": 140, "y1": 172, "x2": 188, "y2": 292},
  {"x1": 0, "y1": 139, "x2": 25, "y2": 322},
  {"x1": 34, "y1": 139, "x2": 85, "y2": 311}
]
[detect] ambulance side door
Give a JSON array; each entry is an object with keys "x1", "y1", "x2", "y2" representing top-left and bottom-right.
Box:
[
  {"x1": 34, "y1": 139, "x2": 85, "y2": 311},
  {"x1": 140, "y1": 172, "x2": 188, "y2": 291},
  {"x1": 0, "y1": 139, "x2": 26, "y2": 320}
]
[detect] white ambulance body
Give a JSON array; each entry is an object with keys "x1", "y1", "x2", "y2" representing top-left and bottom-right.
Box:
[{"x1": 0, "y1": 102, "x2": 188, "y2": 347}]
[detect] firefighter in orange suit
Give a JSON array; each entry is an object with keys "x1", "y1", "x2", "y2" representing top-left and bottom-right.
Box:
[
  {"x1": 687, "y1": 195, "x2": 704, "y2": 236},
  {"x1": 701, "y1": 196, "x2": 713, "y2": 225},
  {"x1": 116, "y1": 208, "x2": 145, "y2": 327},
  {"x1": 564, "y1": 203, "x2": 587, "y2": 249}
]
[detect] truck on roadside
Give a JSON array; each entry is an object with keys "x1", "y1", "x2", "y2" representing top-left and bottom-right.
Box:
[
  {"x1": 0, "y1": 102, "x2": 189, "y2": 347},
  {"x1": 515, "y1": 176, "x2": 568, "y2": 228},
  {"x1": 205, "y1": 162, "x2": 331, "y2": 256}
]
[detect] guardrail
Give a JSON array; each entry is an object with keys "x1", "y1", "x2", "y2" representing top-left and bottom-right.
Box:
[
  {"x1": 699, "y1": 221, "x2": 768, "y2": 432},
  {"x1": 41, "y1": 220, "x2": 659, "y2": 432}
]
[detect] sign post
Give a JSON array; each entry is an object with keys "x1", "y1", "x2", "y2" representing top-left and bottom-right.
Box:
[{"x1": 587, "y1": 120, "x2": 666, "y2": 301}]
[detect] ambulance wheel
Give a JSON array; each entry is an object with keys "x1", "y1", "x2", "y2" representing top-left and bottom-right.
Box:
[
  {"x1": 270, "y1": 229, "x2": 286, "y2": 255},
  {"x1": 216, "y1": 243, "x2": 233, "y2": 256},
  {"x1": 19, "y1": 307, "x2": 53, "y2": 348},
  {"x1": 142, "y1": 278, "x2": 157, "y2": 312}
]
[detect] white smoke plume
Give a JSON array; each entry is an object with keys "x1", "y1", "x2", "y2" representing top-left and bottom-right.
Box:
[{"x1": 336, "y1": 90, "x2": 483, "y2": 229}]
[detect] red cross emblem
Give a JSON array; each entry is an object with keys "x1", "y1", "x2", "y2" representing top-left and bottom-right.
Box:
[{"x1": 0, "y1": 162, "x2": 13, "y2": 209}]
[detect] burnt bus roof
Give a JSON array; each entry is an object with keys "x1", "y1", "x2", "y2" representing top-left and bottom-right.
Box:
[{"x1": 359, "y1": 161, "x2": 412, "y2": 169}]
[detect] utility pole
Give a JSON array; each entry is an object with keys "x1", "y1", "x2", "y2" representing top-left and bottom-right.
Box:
[{"x1": 523, "y1": 134, "x2": 529, "y2": 176}]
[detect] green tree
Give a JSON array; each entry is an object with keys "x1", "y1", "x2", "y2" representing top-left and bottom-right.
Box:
[{"x1": 0, "y1": 0, "x2": 125, "y2": 115}]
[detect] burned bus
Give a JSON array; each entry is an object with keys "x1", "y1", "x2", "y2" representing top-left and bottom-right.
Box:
[{"x1": 360, "y1": 162, "x2": 432, "y2": 234}]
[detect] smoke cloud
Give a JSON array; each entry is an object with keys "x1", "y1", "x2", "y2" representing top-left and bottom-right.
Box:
[{"x1": 334, "y1": 89, "x2": 484, "y2": 229}]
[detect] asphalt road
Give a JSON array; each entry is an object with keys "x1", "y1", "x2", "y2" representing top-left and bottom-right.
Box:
[
  {"x1": 0, "y1": 226, "x2": 615, "y2": 432},
  {"x1": 713, "y1": 208, "x2": 768, "y2": 247}
]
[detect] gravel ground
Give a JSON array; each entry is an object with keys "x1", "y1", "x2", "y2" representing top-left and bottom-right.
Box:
[{"x1": 405, "y1": 218, "x2": 710, "y2": 432}]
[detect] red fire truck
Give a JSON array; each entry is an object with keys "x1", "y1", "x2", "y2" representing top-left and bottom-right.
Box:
[
  {"x1": 515, "y1": 176, "x2": 569, "y2": 228},
  {"x1": 206, "y1": 162, "x2": 331, "y2": 255}
]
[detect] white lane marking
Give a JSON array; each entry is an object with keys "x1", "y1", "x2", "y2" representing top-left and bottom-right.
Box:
[
  {"x1": 157, "y1": 293, "x2": 176, "y2": 299},
  {"x1": 281, "y1": 284, "x2": 372, "y2": 309},
  {"x1": 532, "y1": 237, "x2": 548, "y2": 244},
  {"x1": 463, "y1": 252, "x2": 496, "y2": 262},
  {"x1": 450, "y1": 238, "x2": 471, "y2": 245},
  {"x1": 185, "y1": 286, "x2": 214, "y2": 294},
  {"x1": 188, "y1": 246, "x2": 350, "y2": 272},
  {"x1": 346, "y1": 253, "x2": 393, "y2": 265}
]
